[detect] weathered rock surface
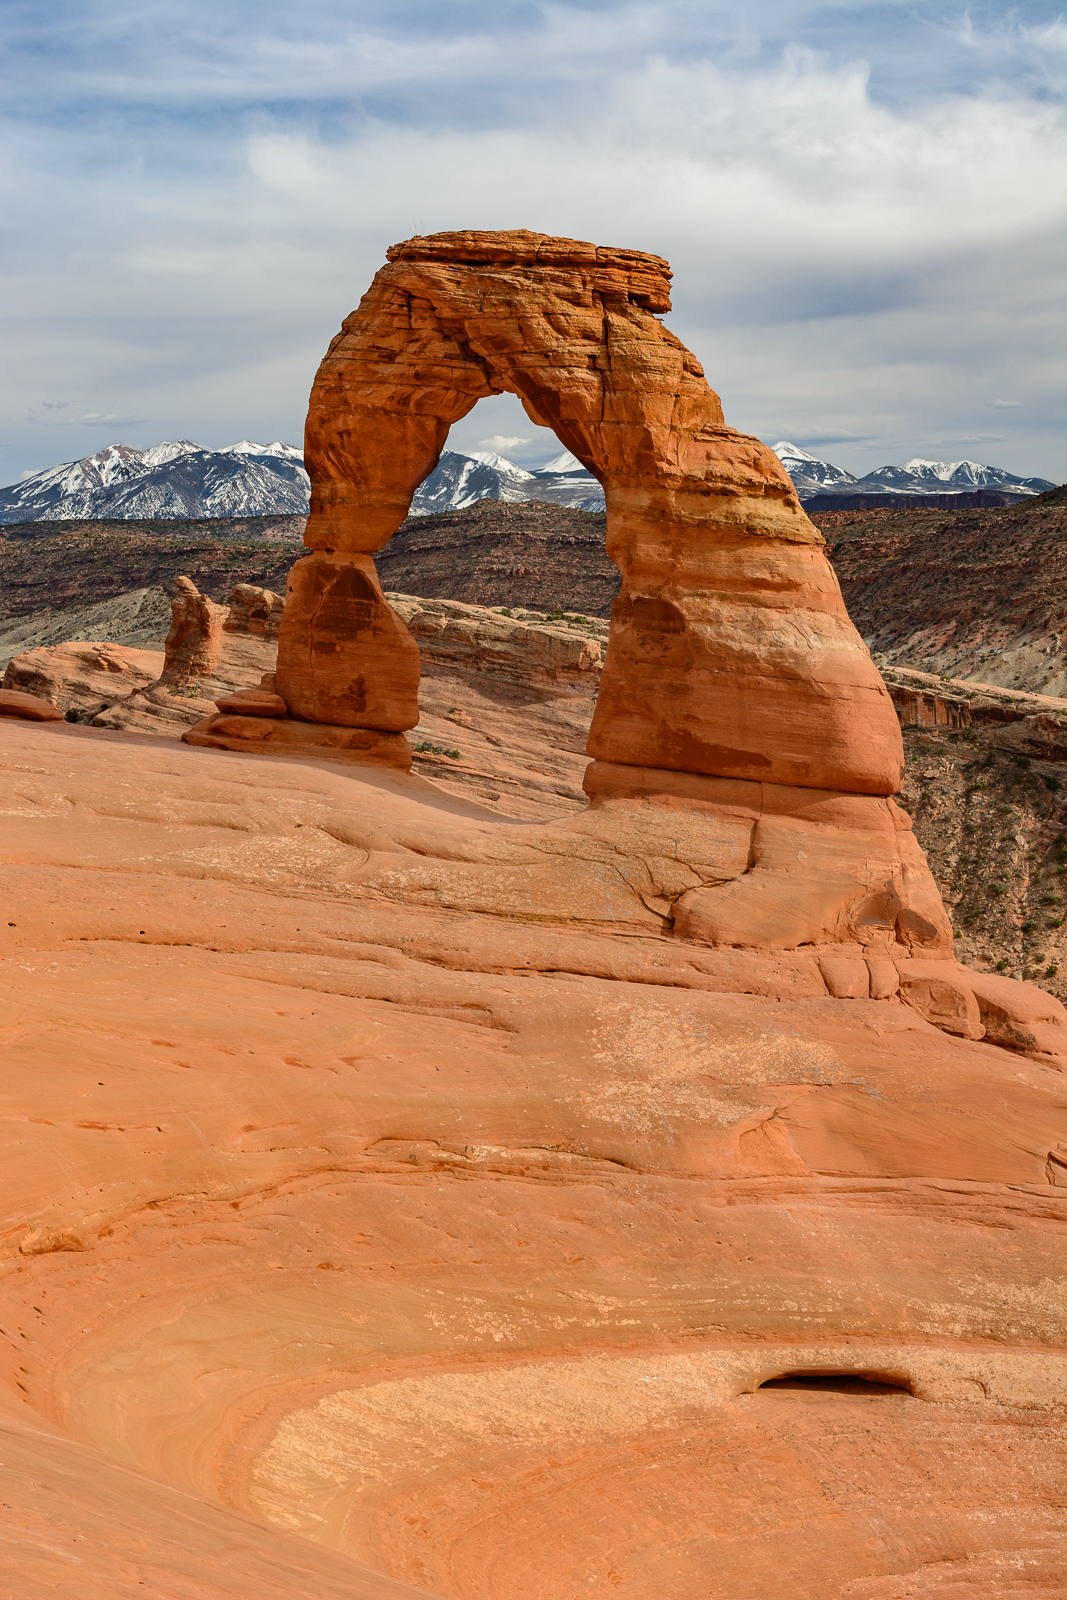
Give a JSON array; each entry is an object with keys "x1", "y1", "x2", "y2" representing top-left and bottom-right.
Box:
[
  {"x1": 0, "y1": 716, "x2": 1064, "y2": 1600},
  {"x1": 2, "y1": 638, "x2": 163, "y2": 714},
  {"x1": 0, "y1": 686, "x2": 64, "y2": 720},
  {"x1": 213, "y1": 684, "x2": 289, "y2": 717},
  {"x1": 277, "y1": 552, "x2": 421, "y2": 730},
  {"x1": 279, "y1": 229, "x2": 902, "y2": 794},
  {"x1": 390, "y1": 593, "x2": 604, "y2": 688}
]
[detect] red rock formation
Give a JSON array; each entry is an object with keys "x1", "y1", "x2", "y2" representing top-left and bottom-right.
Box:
[
  {"x1": 0, "y1": 686, "x2": 64, "y2": 720},
  {"x1": 163, "y1": 575, "x2": 226, "y2": 685},
  {"x1": 1, "y1": 641, "x2": 161, "y2": 714},
  {"x1": 278, "y1": 552, "x2": 420, "y2": 730},
  {"x1": 212, "y1": 685, "x2": 288, "y2": 717},
  {"x1": 223, "y1": 583, "x2": 284, "y2": 639},
  {"x1": 279, "y1": 229, "x2": 902, "y2": 795}
]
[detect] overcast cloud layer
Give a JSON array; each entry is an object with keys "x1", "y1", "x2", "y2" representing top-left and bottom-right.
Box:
[{"x1": 2, "y1": 0, "x2": 1064, "y2": 483}]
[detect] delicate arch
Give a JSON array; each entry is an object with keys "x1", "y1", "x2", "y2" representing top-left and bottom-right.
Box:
[{"x1": 277, "y1": 230, "x2": 903, "y2": 796}]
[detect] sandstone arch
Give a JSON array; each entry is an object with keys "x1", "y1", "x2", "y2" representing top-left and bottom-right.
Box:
[{"x1": 276, "y1": 229, "x2": 903, "y2": 795}]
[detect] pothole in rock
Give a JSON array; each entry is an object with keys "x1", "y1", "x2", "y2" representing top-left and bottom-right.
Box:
[{"x1": 756, "y1": 1372, "x2": 914, "y2": 1397}]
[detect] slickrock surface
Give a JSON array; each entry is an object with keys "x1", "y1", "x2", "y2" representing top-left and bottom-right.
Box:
[
  {"x1": 26, "y1": 611, "x2": 1067, "y2": 986},
  {"x1": 281, "y1": 228, "x2": 902, "y2": 794},
  {"x1": 1, "y1": 717, "x2": 1065, "y2": 1599},
  {"x1": 0, "y1": 686, "x2": 64, "y2": 720},
  {"x1": 3, "y1": 638, "x2": 164, "y2": 717}
]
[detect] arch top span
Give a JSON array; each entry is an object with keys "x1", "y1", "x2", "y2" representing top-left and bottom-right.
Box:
[
  {"x1": 278, "y1": 228, "x2": 904, "y2": 796},
  {"x1": 302, "y1": 227, "x2": 809, "y2": 558}
]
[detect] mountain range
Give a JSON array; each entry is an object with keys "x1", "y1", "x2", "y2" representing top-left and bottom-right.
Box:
[
  {"x1": 772, "y1": 442, "x2": 1054, "y2": 499},
  {"x1": 0, "y1": 438, "x2": 1054, "y2": 526},
  {"x1": 0, "y1": 441, "x2": 605, "y2": 524},
  {"x1": 0, "y1": 440, "x2": 310, "y2": 524},
  {"x1": 404, "y1": 449, "x2": 605, "y2": 516}
]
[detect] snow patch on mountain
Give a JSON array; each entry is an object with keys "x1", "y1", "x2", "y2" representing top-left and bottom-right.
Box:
[
  {"x1": 222, "y1": 440, "x2": 305, "y2": 461},
  {"x1": 539, "y1": 449, "x2": 585, "y2": 474},
  {"x1": 466, "y1": 450, "x2": 536, "y2": 479},
  {"x1": 772, "y1": 442, "x2": 858, "y2": 493},
  {"x1": 409, "y1": 449, "x2": 604, "y2": 515}
]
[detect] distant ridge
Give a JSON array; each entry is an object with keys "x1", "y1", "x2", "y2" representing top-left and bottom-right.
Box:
[{"x1": 801, "y1": 490, "x2": 1036, "y2": 513}]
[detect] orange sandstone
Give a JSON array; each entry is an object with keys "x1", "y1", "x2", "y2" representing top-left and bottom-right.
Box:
[{"x1": 276, "y1": 230, "x2": 902, "y2": 795}]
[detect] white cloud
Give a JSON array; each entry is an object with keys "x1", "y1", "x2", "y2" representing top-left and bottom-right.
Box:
[
  {"x1": 476, "y1": 435, "x2": 531, "y2": 453},
  {"x1": 1, "y1": 2, "x2": 1063, "y2": 483}
]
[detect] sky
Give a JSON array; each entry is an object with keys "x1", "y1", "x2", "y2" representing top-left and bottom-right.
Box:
[{"x1": 2, "y1": 0, "x2": 1065, "y2": 486}]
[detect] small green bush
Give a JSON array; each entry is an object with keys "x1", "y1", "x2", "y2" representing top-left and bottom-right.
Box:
[{"x1": 413, "y1": 741, "x2": 461, "y2": 759}]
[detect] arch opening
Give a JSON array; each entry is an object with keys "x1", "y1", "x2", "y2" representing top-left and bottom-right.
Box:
[{"x1": 405, "y1": 392, "x2": 604, "y2": 523}]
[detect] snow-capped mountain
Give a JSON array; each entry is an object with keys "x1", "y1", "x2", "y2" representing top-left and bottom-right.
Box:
[
  {"x1": 0, "y1": 440, "x2": 310, "y2": 524},
  {"x1": 408, "y1": 451, "x2": 537, "y2": 515},
  {"x1": 409, "y1": 448, "x2": 604, "y2": 516},
  {"x1": 223, "y1": 439, "x2": 305, "y2": 461},
  {"x1": 539, "y1": 449, "x2": 586, "y2": 474},
  {"x1": 772, "y1": 443, "x2": 859, "y2": 496},
  {"x1": 858, "y1": 458, "x2": 1054, "y2": 495},
  {"x1": 466, "y1": 450, "x2": 536, "y2": 477},
  {"x1": 0, "y1": 438, "x2": 606, "y2": 524},
  {"x1": 772, "y1": 442, "x2": 1055, "y2": 499}
]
